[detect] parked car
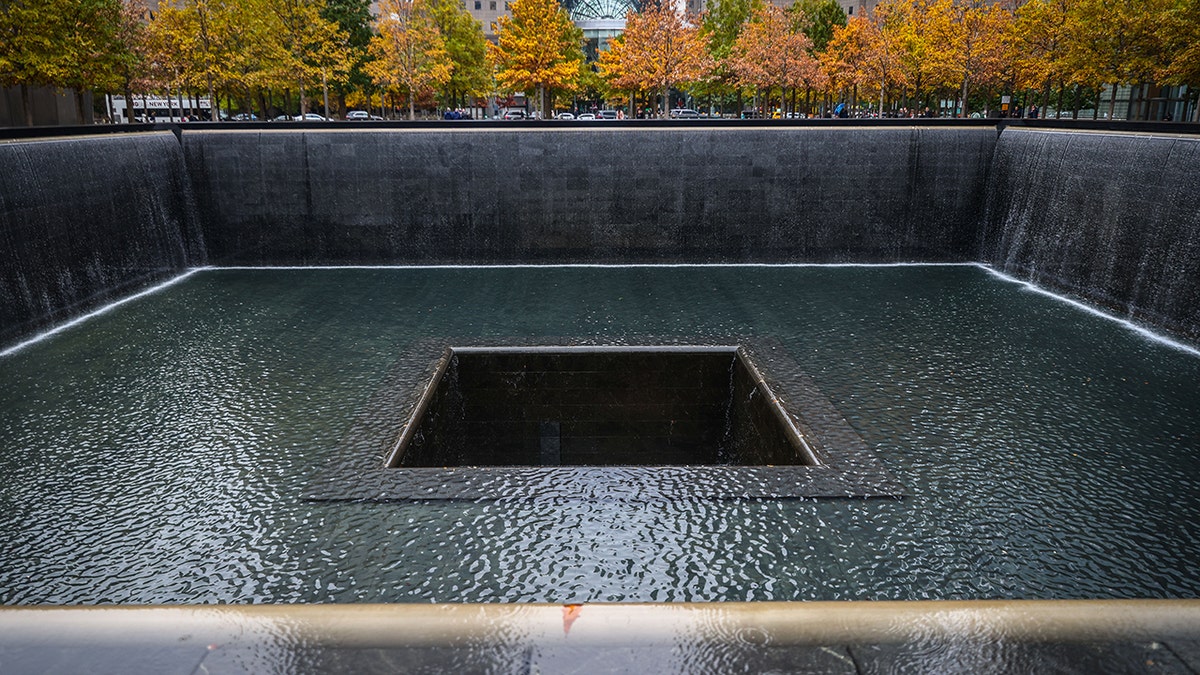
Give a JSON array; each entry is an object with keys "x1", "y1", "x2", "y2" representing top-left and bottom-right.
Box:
[
  {"x1": 556, "y1": 112, "x2": 575, "y2": 120},
  {"x1": 502, "y1": 109, "x2": 527, "y2": 120},
  {"x1": 346, "y1": 110, "x2": 383, "y2": 121},
  {"x1": 669, "y1": 108, "x2": 700, "y2": 119},
  {"x1": 596, "y1": 110, "x2": 619, "y2": 120},
  {"x1": 575, "y1": 113, "x2": 596, "y2": 120},
  {"x1": 272, "y1": 114, "x2": 293, "y2": 122},
  {"x1": 232, "y1": 113, "x2": 258, "y2": 121},
  {"x1": 299, "y1": 113, "x2": 327, "y2": 121}
]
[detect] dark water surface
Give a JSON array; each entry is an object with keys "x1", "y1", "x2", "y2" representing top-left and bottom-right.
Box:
[{"x1": 2, "y1": 265, "x2": 1198, "y2": 604}]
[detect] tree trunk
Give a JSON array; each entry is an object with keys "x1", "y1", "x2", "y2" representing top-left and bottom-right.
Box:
[
  {"x1": 322, "y1": 71, "x2": 330, "y2": 118},
  {"x1": 75, "y1": 90, "x2": 86, "y2": 125},
  {"x1": 207, "y1": 77, "x2": 218, "y2": 122},
  {"x1": 123, "y1": 83, "x2": 133, "y2": 123},
  {"x1": 960, "y1": 76, "x2": 969, "y2": 118},
  {"x1": 1055, "y1": 82, "x2": 1064, "y2": 119},
  {"x1": 661, "y1": 84, "x2": 668, "y2": 118},
  {"x1": 1107, "y1": 84, "x2": 1117, "y2": 120}
]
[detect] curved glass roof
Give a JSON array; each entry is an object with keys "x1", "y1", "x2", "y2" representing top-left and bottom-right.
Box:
[{"x1": 564, "y1": 0, "x2": 641, "y2": 21}]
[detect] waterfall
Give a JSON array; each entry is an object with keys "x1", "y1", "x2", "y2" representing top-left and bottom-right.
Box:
[
  {"x1": 981, "y1": 128, "x2": 1200, "y2": 340},
  {"x1": 0, "y1": 132, "x2": 203, "y2": 345}
]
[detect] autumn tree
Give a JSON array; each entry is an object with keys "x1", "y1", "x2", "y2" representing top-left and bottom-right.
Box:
[
  {"x1": 821, "y1": 15, "x2": 870, "y2": 107},
  {"x1": 1011, "y1": 0, "x2": 1070, "y2": 113},
  {"x1": 944, "y1": 0, "x2": 1012, "y2": 117},
  {"x1": 890, "y1": 0, "x2": 957, "y2": 113},
  {"x1": 489, "y1": 0, "x2": 582, "y2": 118},
  {"x1": 1064, "y1": 0, "x2": 1173, "y2": 120},
  {"x1": 113, "y1": 0, "x2": 151, "y2": 122},
  {"x1": 727, "y1": 4, "x2": 820, "y2": 115},
  {"x1": 50, "y1": 0, "x2": 129, "y2": 120},
  {"x1": 1162, "y1": 0, "x2": 1200, "y2": 120},
  {"x1": 856, "y1": 0, "x2": 909, "y2": 114},
  {"x1": 0, "y1": 0, "x2": 65, "y2": 124},
  {"x1": 611, "y1": 0, "x2": 712, "y2": 117},
  {"x1": 368, "y1": 0, "x2": 452, "y2": 119},
  {"x1": 271, "y1": 0, "x2": 349, "y2": 117},
  {"x1": 429, "y1": 0, "x2": 490, "y2": 109},
  {"x1": 149, "y1": 0, "x2": 243, "y2": 120}
]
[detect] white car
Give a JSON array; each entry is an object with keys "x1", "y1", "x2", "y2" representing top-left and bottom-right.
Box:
[
  {"x1": 556, "y1": 112, "x2": 575, "y2": 120},
  {"x1": 669, "y1": 108, "x2": 701, "y2": 119},
  {"x1": 346, "y1": 110, "x2": 382, "y2": 121},
  {"x1": 298, "y1": 113, "x2": 327, "y2": 121}
]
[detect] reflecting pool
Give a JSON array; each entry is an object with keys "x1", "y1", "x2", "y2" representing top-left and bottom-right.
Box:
[{"x1": 1, "y1": 265, "x2": 1198, "y2": 604}]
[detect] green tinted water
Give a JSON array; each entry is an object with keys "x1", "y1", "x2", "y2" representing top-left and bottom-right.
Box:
[{"x1": 1, "y1": 266, "x2": 1198, "y2": 603}]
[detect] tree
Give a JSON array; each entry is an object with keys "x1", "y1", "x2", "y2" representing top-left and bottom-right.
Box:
[
  {"x1": 367, "y1": 0, "x2": 451, "y2": 119},
  {"x1": 727, "y1": 4, "x2": 821, "y2": 115},
  {"x1": 271, "y1": 0, "x2": 350, "y2": 117},
  {"x1": 149, "y1": 0, "x2": 242, "y2": 121},
  {"x1": 787, "y1": 0, "x2": 845, "y2": 53},
  {"x1": 1065, "y1": 0, "x2": 1173, "y2": 119},
  {"x1": 113, "y1": 0, "x2": 151, "y2": 123},
  {"x1": 854, "y1": 0, "x2": 908, "y2": 114},
  {"x1": 489, "y1": 0, "x2": 582, "y2": 118},
  {"x1": 1162, "y1": 0, "x2": 1200, "y2": 120},
  {"x1": 0, "y1": 0, "x2": 71, "y2": 124},
  {"x1": 320, "y1": 0, "x2": 374, "y2": 115},
  {"x1": 821, "y1": 15, "x2": 870, "y2": 107},
  {"x1": 53, "y1": 0, "x2": 127, "y2": 120},
  {"x1": 944, "y1": 0, "x2": 1012, "y2": 117},
  {"x1": 609, "y1": 0, "x2": 712, "y2": 117},
  {"x1": 428, "y1": 0, "x2": 490, "y2": 109},
  {"x1": 699, "y1": 0, "x2": 759, "y2": 111},
  {"x1": 1012, "y1": 0, "x2": 1070, "y2": 112}
]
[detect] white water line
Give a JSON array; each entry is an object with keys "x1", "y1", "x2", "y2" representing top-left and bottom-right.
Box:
[
  {"x1": 0, "y1": 268, "x2": 208, "y2": 358},
  {"x1": 5, "y1": 263, "x2": 1196, "y2": 360},
  {"x1": 975, "y1": 263, "x2": 1200, "y2": 358},
  {"x1": 209, "y1": 262, "x2": 979, "y2": 270}
]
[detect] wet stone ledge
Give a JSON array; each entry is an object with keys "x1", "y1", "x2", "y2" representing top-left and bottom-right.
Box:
[{"x1": 304, "y1": 336, "x2": 905, "y2": 502}]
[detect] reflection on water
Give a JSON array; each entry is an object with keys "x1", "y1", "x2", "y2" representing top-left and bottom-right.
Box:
[{"x1": 1, "y1": 266, "x2": 1198, "y2": 604}]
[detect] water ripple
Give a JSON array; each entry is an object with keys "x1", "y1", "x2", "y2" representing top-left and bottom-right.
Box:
[{"x1": 1, "y1": 266, "x2": 1198, "y2": 604}]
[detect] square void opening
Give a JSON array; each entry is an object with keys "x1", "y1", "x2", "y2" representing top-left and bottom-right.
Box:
[{"x1": 386, "y1": 346, "x2": 819, "y2": 468}]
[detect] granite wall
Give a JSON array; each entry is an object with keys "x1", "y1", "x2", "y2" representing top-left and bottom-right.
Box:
[
  {"x1": 0, "y1": 132, "x2": 203, "y2": 346},
  {"x1": 4, "y1": 124, "x2": 1200, "y2": 349},
  {"x1": 182, "y1": 127, "x2": 997, "y2": 264},
  {"x1": 981, "y1": 129, "x2": 1200, "y2": 340}
]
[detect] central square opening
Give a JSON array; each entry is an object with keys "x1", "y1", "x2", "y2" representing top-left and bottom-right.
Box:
[{"x1": 386, "y1": 346, "x2": 818, "y2": 468}]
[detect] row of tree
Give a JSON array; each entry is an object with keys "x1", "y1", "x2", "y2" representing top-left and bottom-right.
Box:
[
  {"x1": 2, "y1": 0, "x2": 1198, "y2": 124},
  {"x1": 593, "y1": 0, "x2": 1200, "y2": 119}
]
